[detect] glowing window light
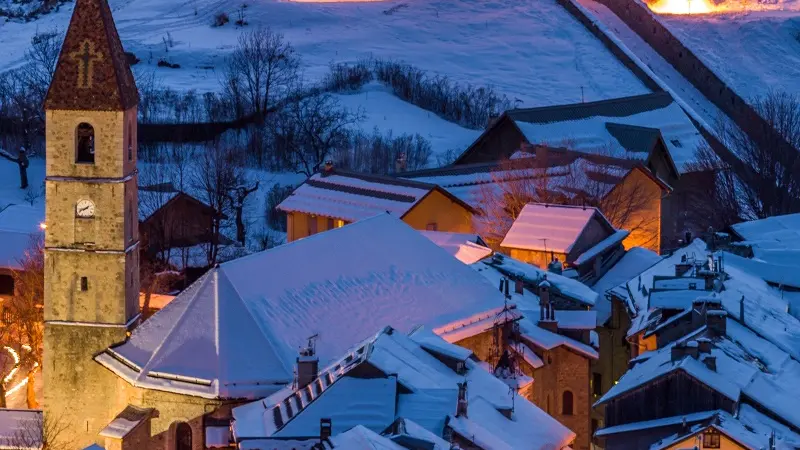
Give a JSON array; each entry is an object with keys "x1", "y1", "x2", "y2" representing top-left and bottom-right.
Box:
[{"x1": 39, "y1": 222, "x2": 47, "y2": 230}]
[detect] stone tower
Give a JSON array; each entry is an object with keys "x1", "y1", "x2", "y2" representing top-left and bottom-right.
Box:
[{"x1": 42, "y1": 0, "x2": 138, "y2": 446}]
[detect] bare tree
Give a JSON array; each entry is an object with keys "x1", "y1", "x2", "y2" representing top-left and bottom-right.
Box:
[
  {"x1": 684, "y1": 144, "x2": 744, "y2": 231},
  {"x1": 227, "y1": 181, "x2": 259, "y2": 246},
  {"x1": 192, "y1": 144, "x2": 239, "y2": 266},
  {"x1": 223, "y1": 27, "x2": 299, "y2": 118},
  {"x1": 11, "y1": 411, "x2": 74, "y2": 450},
  {"x1": 275, "y1": 93, "x2": 362, "y2": 176},
  {"x1": 9, "y1": 236, "x2": 44, "y2": 409},
  {"x1": 716, "y1": 91, "x2": 800, "y2": 219},
  {"x1": 0, "y1": 148, "x2": 30, "y2": 190}
]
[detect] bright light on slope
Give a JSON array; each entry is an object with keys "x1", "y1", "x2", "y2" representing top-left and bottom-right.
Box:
[{"x1": 648, "y1": 0, "x2": 714, "y2": 14}]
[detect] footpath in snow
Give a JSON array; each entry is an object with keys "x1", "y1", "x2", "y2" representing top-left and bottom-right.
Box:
[{"x1": 571, "y1": 0, "x2": 737, "y2": 139}]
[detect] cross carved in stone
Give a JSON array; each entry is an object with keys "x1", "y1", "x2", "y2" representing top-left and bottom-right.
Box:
[{"x1": 69, "y1": 40, "x2": 104, "y2": 89}]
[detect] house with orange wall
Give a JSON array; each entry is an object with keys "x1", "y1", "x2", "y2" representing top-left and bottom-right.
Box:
[{"x1": 277, "y1": 165, "x2": 476, "y2": 242}]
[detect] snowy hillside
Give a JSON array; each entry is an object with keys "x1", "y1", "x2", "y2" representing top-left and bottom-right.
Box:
[
  {"x1": 0, "y1": 0, "x2": 648, "y2": 106},
  {"x1": 661, "y1": 11, "x2": 800, "y2": 100}
]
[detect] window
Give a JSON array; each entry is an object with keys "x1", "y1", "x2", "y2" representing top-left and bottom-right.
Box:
[
  {"x1": 76, "y1": 123, "x2": 95, "y2": 164},
  {"x1": 592, "y1": 373, "x2": 602, "y2": 397},
  {"x1": 561, "y1": 391, "x2": 574, "y2": 416},
  {"x1": 128, "y1": 200, "x2": 133, "y2": 241},
  {"x1": 308, "y1": 216, "x2": 318, "y2": 235},
  {"x1": 327, "y1": 218, "x2": 334, "y2": 230},
  {"x1": 80, "y1": 277, "x2": 88, "y2": 292},
  {"x1": 702, "y1": 429, "x2": 721, "y2": 448},
  {"x1": 426, "y1": 222, "x2": 438, "y2": 231},
  {"x1": 0, "y1": 274, "x2": 13, "y2": 296},
  {"x1": 175, "y1": 422, "x2": 192, "y2": 450},
  {"x1": 335, "y1": 219, "x2": 344, "y2": 228}
]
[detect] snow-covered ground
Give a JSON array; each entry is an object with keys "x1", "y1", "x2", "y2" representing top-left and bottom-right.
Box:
[
  {"x1": 661, "y1": 11, "x2": 800, "y2": 100},
  {"x1": 0, "y1": 0, "x2": 647, "y2": 106}
]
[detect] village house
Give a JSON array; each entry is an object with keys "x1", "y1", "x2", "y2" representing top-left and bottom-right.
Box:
[
  {"x1": 229, "y1": 326, "x2": 576, "y2": 450},
  {"x1": 436, "y1": 92, "x2": 717, "y2": 252},
  {"x1": 402, "y1": 147, "x2": 672, "y2": 254},
  {"x1": 500, "y1": 203, "x2": 628, "y2": 282},
  {"x1": 592, "y1": 227, "x2": 800, "y2": 450},
  {"x1": 277, "y1": 164, "x2": 476, "y2": 242}
]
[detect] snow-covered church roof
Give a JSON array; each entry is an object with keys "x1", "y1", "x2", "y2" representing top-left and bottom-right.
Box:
[{"x1": 97, "y1": 214, "x2": 510, "y2": 399}]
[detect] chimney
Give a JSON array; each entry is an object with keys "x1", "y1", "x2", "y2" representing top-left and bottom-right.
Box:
[
  {"x1": 456, "y1": 381, "x2": 468, "y2": 418},
  {"x1": 706, "y1": 310, "x2": 727, "y2": 336},
  {"x1": 671, "y1": 342, "x2": 699, "y2": 363},
  {"x1": 702, "y1": 355, "x2": 717, "y2": 372},
  {"x1": 514, "y1": 278, "x2": 524, "y2": 295},
  {"x1": 297, "y1": 336, "x2": 319, "y2": 389},
  {"x1": 675, "y1": 263, "x2": 692, "y2": 277},
  {"x1": 395, "y1": 152, "x2": 407, "y2": 173},
  {"x1": 320, "y1": 418, "x2": 332, "y2": 442},
  {"x1": 321, "y1": 160, "x2": 334, "y2": 177},
  {"x1": 547, "y1": 258, "x2": 563, "y2": 275},
  {"x1": 696, "y1": 338, "x2": 712, "y2": 354},
  {"x1": 739, "y1": 296, "x2": 745, "y2": 324}
]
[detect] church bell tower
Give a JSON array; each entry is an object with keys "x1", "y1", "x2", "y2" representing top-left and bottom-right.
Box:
[{"x1": 42, "y1": 0, "x2": 139, "y2": 445}]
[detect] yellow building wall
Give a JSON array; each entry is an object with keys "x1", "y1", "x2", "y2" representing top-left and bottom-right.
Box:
[
  {"x1": 285, "y1": 189, "x2": 473, "y2": 242},
  {"x1": 603, "y1": 169, "x2": 662, "y2": 254},
  {"x1": 664, "y1": 430, "x2": 748, "y2": 450},
  {"x1": 505, "y1": 248, "x2": 568, "y2": 269},
  {"x1": 401, "y1": 189, "x2": 473, "y2": 234}
]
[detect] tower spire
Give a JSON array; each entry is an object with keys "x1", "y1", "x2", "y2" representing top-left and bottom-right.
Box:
[{"x1": 44, "y1": 0, "x2": 138, "y2": 111}]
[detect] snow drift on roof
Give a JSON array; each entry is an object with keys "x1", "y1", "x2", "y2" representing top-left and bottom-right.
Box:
[
  {"x1": 105, "y1": 214, "x2": 510, "y2": 399},
  {"x1": 486, "y1": 254, "x2": 599, "y2": 306},
  {"x1": 592, "y1": 247, "x2": 662, "y2": 325},
  {"x1": 330, "y1": 425, "x2": 406, "y2": 450},
  {"x1": 419, "y1": 231, "x2": 492, "y2": 265},
  {"x1": 501, "y1": 203, "x2": 606, "y2": 253},
  {"x1": 731, "y1": 213, "x2": 800, "y2": 249}
]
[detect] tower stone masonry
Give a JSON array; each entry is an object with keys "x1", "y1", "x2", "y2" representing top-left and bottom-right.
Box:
[{"x1": 42, "y1": 0, "x2": 139, "y2": 446}]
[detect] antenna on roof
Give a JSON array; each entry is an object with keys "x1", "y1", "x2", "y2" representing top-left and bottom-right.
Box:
[{"x1": 540, "y1": 238, "x2": 548, "y2": 255}]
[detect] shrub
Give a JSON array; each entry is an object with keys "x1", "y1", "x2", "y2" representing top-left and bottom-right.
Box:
[
  {"x1": 212, "y1": 11, "x2": 229, "y2": 27},
  {"x1": 335, "y1": 128, "x2": 432, "y2": 174},
  {"x1": 265, "y1": 184, "x2": 296, "y2": 231},
  {"x1": 157, "y1": 60, "x2": 181, "y2": 69},
  {"x1": 322, "y1": 60, "x2": 373, "y2": 92}
]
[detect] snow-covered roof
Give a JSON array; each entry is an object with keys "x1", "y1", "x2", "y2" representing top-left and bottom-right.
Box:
[
  {"x1": 100, "y1": 214, "x2": 511, "y2": 399},
  {"x1": 730, "y1": 213, "x2": 800, "y2": 250},
  {"x1": 485, "y1": 253, "x2": 599, "y2": 307},
  {"x1": 0, "y1": 409, "x2": 41, "y2": 449},
  {"x1": 649, "y1": 407, "x2": 800, "y2": 450},
  {"x1": 574, "y1": 230, "x2": 629, "y2": 267},
  {"x1": 595, "y1": 410, "x2": 718, "y2": 437},
  {"x1": 418, "y1": 231, "x2": 492, "y2": 265},
  {"x1": 519, "y1": 318, "x2": 599, "y2": 359},
  {"x1": 500, "y1": 203, "x2": 611, "y2": 254},
  {"x1": 592, "y1": 247, "x2": 662, "y2": 325},
  {"x1": 554, "y1": 310, "x2": 598, "y2": 330},
  {"x1": 403, "y1": 150, "x2": 641, "y2": 210},
  {"x1": 329, "y1": 425, "x2": 406, "y2": 450},
  {"x1": 98, "y1": 405, "x2": 154, "y2": 439},
  {"x1": 597, "y1": 318, "x2": 800, "y2": 431},
  {"x1": 504, "y1": 92, "x2": 704, "y2": 173},
  {"x1": 232, "y1": 327, "x2": 575, "y2": 449},
  {"x1": 609, "y1": 238, "x2": 708, "y2": 317},
  {"x1": 277, "y1": 170, "x2": 472, "y2": 223}
]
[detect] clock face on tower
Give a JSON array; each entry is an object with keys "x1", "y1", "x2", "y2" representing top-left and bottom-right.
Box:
[{"x1": 76, "y1": 199, "x2": 96, "y2": 218}]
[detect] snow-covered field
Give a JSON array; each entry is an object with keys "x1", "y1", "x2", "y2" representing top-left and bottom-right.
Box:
[
  {"x1": 0, "y1": 0, "x2": 647, "y2": 106},
  {"x1": 661, "y1": 11, "x2": 800, "y2": 100}
]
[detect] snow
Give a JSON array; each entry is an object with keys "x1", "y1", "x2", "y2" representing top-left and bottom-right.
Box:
[
  {"x1": 500, "y1": 203, "x2": 604, "y2": 253},
  {"x1": 648, "y1": 289, "x2": 708, "y2": 310},
  {"x1": 661, "y1": 11, "x2": 800, "y2": 102},
  {"x1": 487, "y1": 253, "x2": 600, "y2": 307},
  {"x1": 409, "y1": 327, "x2": 473, "y2": 362},
  {"x1": 519, "y1": 318, "x2": 599, "y2": 359},
  {"x1": 390, "y1": 418, "x2": 451, "y2": 450},
  {"x1": 731, "y1": 213, "x2": 800, "y2": 250},
  {"x1": 110, "y1": 214, "x2": 513, "y2": 399},
  {"x1": 573, "y1": 0, "x2": 738, "y2": 142},
  {"x1": 232, "y1": 327, "x2": 575, "y2": 449},
  {"x1": 330, "y1": 425, "x2": 406, "y2": 450},
  {"x1": 418, "y1": 231, "x2": 492, "y2": 265},
  {"x1": 510, "y1": 340, "x2": 545, "y2": 369},
  {"x1": 594, "y1": 410, "x2": 717, "y2": 436},
  {"x1": 277, "y1": 172, "x2": 433, "y2": 222},
  {"x1": 97, "y1": 269, "x2": 296, "y2": 399},
  {"x1": 0, "y1": 0, "x2": 647, "y2": 105},
  {"x1": 574, "y1": 229, "x2": 629, "y2": 266},
  {"x1": 591, "y1": 247, "x2": 662, "y2": 325},
  {"x1": 334, "y1": 83, "x2": 481, "y2": 157},
  {"x1": 514, "y1": 100, "x2": 704, "y2": 173},
  {"x1": 0, "y1": 409, "x2": 42, "y2": 449},
  {"x1": 554, "y1": 310, "x2": 598, "y2": 330},
  {"x1": 205, "y1": 426, "x2": 232, "y2": 448}
]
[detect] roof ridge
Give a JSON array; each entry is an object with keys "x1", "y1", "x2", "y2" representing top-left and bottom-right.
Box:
[
  {"x1": 331, "y1": 168, "x2": 437, "y2": 190},
  {"x1": 508, "y1": 92, "x2": 672, "y2": 116}
]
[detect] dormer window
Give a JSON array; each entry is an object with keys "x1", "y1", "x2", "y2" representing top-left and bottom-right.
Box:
[{"x1": 76, "y1": 123, "x2": 95, "y2": 164}]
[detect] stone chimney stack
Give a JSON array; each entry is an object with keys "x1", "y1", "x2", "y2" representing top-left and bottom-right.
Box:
[
  {"x1": 321, "y1": 160, "x2": 334, "y2": 177},
  {"x1": 320, "y1": 418, "x2": 332, "y2": 442},
  {"x1": 702, "y1": 355, "x2": 717, "y2": 372},
  {"x1": 671, "y1": 341, "x2": 699, "y2": 363},
  {"x1": 538, "y1": 276, "x2": 558, "y2": 333},
  {"x1": 548, "y1": 258, "x2": 563, "y2": 275},
  {"x1": 297, "y1": 336, "x2": 319, "y2": 389},
  {"x1": 456, "y1": 381, "x2": 468, "y2": 418},
  {"x1": 514, "y1": 278, "x2": 524, "y2": 295}
]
